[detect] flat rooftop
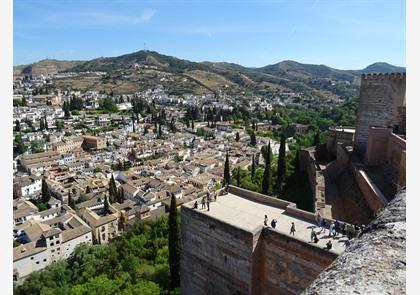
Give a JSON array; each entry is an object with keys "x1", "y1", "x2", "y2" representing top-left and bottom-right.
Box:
[{"x1": 184, "y1": 191, "x2": 348, "y2": 255}]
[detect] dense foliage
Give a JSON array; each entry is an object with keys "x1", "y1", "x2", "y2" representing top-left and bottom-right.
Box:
[{"x1": 14, "y1": 216, "x2": 176, "y2": 295}]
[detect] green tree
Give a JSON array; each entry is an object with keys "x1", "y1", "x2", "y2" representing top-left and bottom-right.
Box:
[
  {"x1": 68, "y1": 191, "x2": 76, "y2": 210},
  {"x1": 103, "y1": 196, "x2": 110, "y2": 214},
  {"x1": 276, "y1": 135, "x2": 286, "y2": 195},
  {"x1": 314, "y1": 129, "x2": 320, "y2": 146},
  {"x1": 117, "y1": 187, "x2": 125, "y2": 204},
  {"x1": 14, "y1": 135, "x2": 27, "y2": 155},
  {"x1": 108, "y1": 175, "x2": 118, "y2": 203},
  {"x1": 262, "y1": 143, "x2": 272, "y2": 195},
  {"x1": 250, "y1": 131, "x2": 257, "y2": 146},
  {"x1": 236, "y1": 168, "x2": 241, "y2": 187},
  {"x1": 223, "y1": 152, "x2": 230, "y2": 186},
  {"x1": 15, "y1": 120, "x2": 21, "y2": 132},
  {"x1": 42, "y1": 178, "x2": 51, "y2": 203},
  {"x1": 168, "y1": 193, "x2": 180, "y2": 290},
  {"x1": 251, "y1": 155, "x2": 256, "y2": 179},
  {"x1": 31, "y1": 140, "x2": 45, "y2": 153}
]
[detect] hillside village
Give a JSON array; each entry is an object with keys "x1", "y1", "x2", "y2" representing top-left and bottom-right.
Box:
[{"x1": 12, "y1": 52, "x2": 406, "y2": 295}]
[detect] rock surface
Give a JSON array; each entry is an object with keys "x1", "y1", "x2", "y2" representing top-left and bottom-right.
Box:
[{"x1": 303, "y1": 190, "x2": 406, "y2": 295}]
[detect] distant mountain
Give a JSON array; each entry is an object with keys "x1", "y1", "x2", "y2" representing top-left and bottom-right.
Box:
[
  {"x1": 359, "y1": 62, "x2": 406, "y2": 74},
  {"x1": 13, "y1": 51, "x2": 405, "y2": 99},
  {"x1": 14, "y1": 59, "x2": 85, "y2": 76}
]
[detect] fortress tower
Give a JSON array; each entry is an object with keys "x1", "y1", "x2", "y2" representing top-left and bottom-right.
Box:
[{"x1": 354, "y1": 73, "x2": 406, "y2": 156}]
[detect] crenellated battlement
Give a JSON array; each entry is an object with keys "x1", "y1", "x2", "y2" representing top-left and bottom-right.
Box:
[{"x1": 361, "y1": 72, "x2": 406, "y2": 81}]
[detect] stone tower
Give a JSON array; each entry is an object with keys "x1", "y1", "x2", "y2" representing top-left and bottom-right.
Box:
[{"x1": 354, "y1": 72, "x2": 406, "y2": 156}]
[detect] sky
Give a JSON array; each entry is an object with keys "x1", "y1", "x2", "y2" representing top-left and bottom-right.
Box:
[{"x1": 13, "y1": 0, "x2": 406, "y2": 69}]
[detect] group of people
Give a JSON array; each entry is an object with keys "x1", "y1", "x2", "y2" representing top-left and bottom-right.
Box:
[
  {"x1": 263, "y1": 215, "x2": 296, "y2": 236},
  {"x1": 193, "y1": 192, "x2": 216, "y2": 212},
  {"x1": 316, "y1": 213, "x2": 365, "y2": 240}
]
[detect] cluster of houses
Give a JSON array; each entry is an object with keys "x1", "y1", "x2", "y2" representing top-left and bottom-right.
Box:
[{"x1": 12, "y1": 73, "x2": 303, "y2": 282}]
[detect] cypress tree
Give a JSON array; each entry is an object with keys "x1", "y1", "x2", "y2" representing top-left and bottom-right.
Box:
[
  {"x1": 168, "y1": 193, "x2": 180, "y2": 289},
  {"x1": 117, "y1": 187, "x2": 125, "y2": 203},
  {"x1": 262, "y1": 142, "x2": 272, "y2": 195},
  {"x1": 276, "y1": 135, "x2": 286, "y2": 195},
  {"x1": 250, "y1": 131, "x2": 257, "y2": 146},
  {"x1": 68, "y1": 191, "x2": 75, "y2": 209},
  {"x1": 235, "y1": 132, "x2": 240, "y2": 142},
  {"x1": 108, "y1": 175, "x2": 117, "y2": 203},
  {"x1": 15, "y1": 120, "x2": 21, "y2": 132},
  {"x1": 223, "y1": 152, "x2": 230, "y2": 186},
  {"x1": 41, "y1": 178, "x2": 51, "y2": 203},
  {"x1": 251, "y1": 155, "x2": 256, "y2": 179},
  {"x1": 294, "y1": 150, "x2": 301, "y2": 173},
  {"x1": 103, "y1": 196, "x2": 110, "y2": 214},
  {"x1": 236, "y1": 168, "x2": 241, "y2": 187}
]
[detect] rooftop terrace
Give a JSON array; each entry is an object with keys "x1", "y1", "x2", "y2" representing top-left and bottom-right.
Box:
[{"x1": 183, "y1": 186, "x2": 349, "y2": 255}]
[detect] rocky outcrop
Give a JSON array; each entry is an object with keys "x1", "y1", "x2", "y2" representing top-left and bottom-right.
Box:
[{"x1": 303, "y1": 190, "x2": 406, "y2": 295}]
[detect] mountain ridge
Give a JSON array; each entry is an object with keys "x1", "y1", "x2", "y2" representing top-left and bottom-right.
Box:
[{"x1": 14, "y1": 50, "x2": 406, "y2": 99}]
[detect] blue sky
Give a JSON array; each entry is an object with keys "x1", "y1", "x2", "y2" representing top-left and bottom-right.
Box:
[{"x1": 14, "y1": 0, "x2": 405, "y2": 69}]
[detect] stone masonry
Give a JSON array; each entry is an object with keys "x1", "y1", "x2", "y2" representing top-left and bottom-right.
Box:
[
  {"x1": 180, "y1": 186, "x2": 349, "y2": 295},
  {"x1": 354, "y1": 73, "x2": 405, "y2": 156}
]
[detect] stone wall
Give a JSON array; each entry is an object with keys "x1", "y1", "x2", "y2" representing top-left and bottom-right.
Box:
[
  {"x1": 256, "y1": 229, "x2": 337, "y2": 295},
  {"x1": 365, "y1": 127, "x2": 392, "y2": 166},
  {"x1": 180, "y1": 206, "x2": 256, "y2": 295},
  {"x1": 354, "y1": 73, "x2": 406, "y2": 156},
  {"x1": 298, "y1": 149, "x2": 330, "y2": 217},
  {"x1": 353, "y1": 168, "x2": 388, "y2": 214},
  {"x1": 326, "y1": 127, "x2": 355, "y2": 159}
]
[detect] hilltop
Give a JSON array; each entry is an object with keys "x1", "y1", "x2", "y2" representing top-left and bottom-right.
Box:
[
  {"x1": 13, "y1": 59, "x2": 85, "y2": 76},
  {"x1": 14, "y1": 51, "x2": 405, "y2": 99}
]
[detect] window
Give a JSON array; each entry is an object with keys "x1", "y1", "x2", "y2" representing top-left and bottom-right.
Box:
[
  {"x1": 51, "y1": 249, "x2": 55, "y2": 253},
  {"x1": 50, "y1": 242, "x2": 54, "y2": 246},
  {"x1": 43, "y1": 259, "x2": 47, "y2": 262},
  {"x1": 56, "y1": 241, "x2": 60, "y2": 244},
  {"x1": 49, "y1": 237, "x2": 53, "y2": 240},
  {"x1": 36, "y1": 261, "x2": 39, "y2": 264}
]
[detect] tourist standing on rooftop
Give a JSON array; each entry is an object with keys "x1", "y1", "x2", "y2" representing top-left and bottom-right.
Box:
[
  {"x1": 264, "y1": 215, "x2": 268, "y2": 226},
  {"x1": 271, "y1": 219, "x2": 277, "y2": 228},
  {"x1": 201, "y1": 196, "x2": 206, "y2": 209},
  {"x1": 311, "y1": 227, "x2": 317, "y2": 242},
  {"x1": 290, "y1": 222, "x2": 296, "y2": 236}
]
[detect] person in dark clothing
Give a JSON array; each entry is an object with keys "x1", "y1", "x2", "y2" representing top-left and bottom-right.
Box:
[
  {"x1": 326, "y1": 240, "x2": 332, "y2": 250},
  {"x1": 271, "y1": 219, "x2": 277, "y2": 229},
  {"x1": 313, "y1": 234, "x2": 319, "y2": 244},
  {"x1": 207, "y1": 199, "x2": 210, "y2": 211},
  {"x1": 290, "y1": 222, "x2": 296, "y2": 236},
  {"x1": 193, "y1": 201, "x2": 198, "y2": 209},
  {"x1": 201, "y1": 197, "x2": 206, "y2": 209},
  {"x1": 334, "y1": 220, "x2": 340, "y2": 236},
  {"x1": 264, "y1": 215, "x2": 268, "y2": 226}
]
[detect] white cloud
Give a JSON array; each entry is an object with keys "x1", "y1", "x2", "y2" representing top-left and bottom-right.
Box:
[{"x1": 82, "y1": 9, "x2": 157, "y2": 25}]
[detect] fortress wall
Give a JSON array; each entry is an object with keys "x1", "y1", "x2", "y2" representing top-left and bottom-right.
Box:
[
  {"x1": 365, "y1": 127, "x2": 392, "y2": 166},
  {"x1": 354, "y1": 73, "x2": 406, "y2": 155},
  {"x1": 180, "y1": 206, "x2": 256, "y2": 295},
  {"x1": 387, "y1": 133, "x2": 406, "y2": 173},
  {"x1": 256, "y1": 228, "x2": 338, "y2": 295},
  {"x1": 228, "y1": 186, "x2": 295, "y2": 209},
  {"x1": 354, "y1": 168, "x2": 388, "y2": 213},
  {"x1": 298, "y1": 149, "x2": 329, "y2": 216}
]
